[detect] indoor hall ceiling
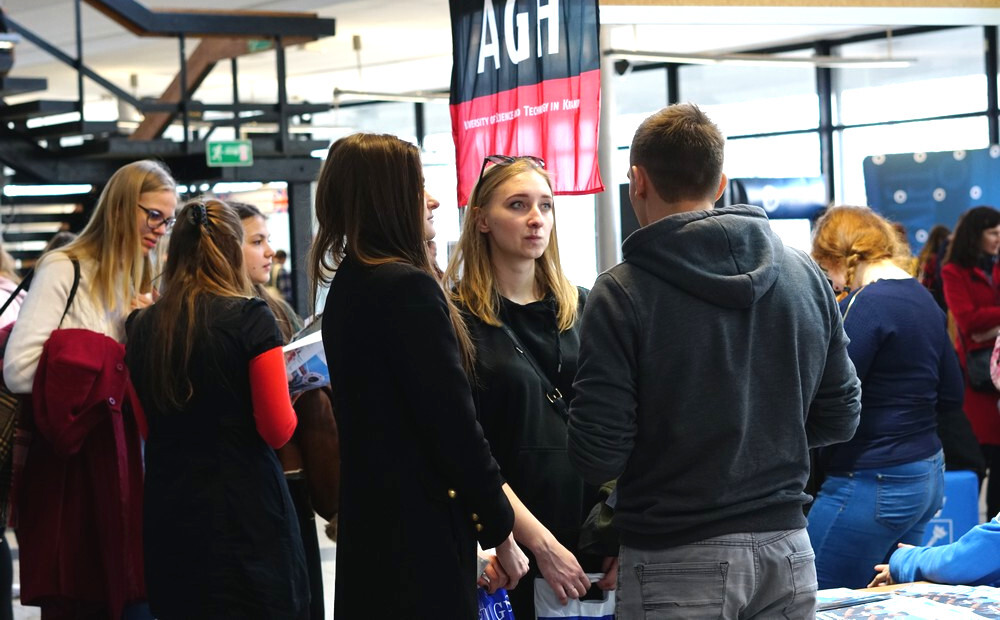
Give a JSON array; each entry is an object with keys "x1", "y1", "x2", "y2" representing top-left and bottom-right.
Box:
[
  {"x1": 0, "y1": 0, "x2": 900, "y2": 111},
  {"x1": 2, "y1": 0, "x2": 455, "y2": 107}
]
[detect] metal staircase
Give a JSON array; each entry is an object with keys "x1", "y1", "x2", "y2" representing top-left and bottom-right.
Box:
[{"x1": 0, "y1": 0, "x2": 336, "y2": 313}]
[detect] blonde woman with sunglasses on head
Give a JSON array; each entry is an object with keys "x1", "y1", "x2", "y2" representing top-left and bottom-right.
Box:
[{"x1": 445, "y1": 155, "x2": 612, "y2": 618}]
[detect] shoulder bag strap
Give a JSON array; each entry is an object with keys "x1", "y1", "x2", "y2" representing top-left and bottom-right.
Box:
[
  {"x1": 498, "y1": 322, "x2": 568, "y2": 422},
  {"x1": 841, "y1": 287, "x2": 862, "y2": 322},
  {"x1": 58, "y1": 258, "x2": 80, "y2": 327},
  {"x1": 0, "y1": 257, "x2": 80, "y2": 328},
  {"x1": 0, "y1": 270, "x2": 31, "y2": 320}
]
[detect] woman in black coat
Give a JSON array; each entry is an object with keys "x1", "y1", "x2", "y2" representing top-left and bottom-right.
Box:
[{"x1": 309, "y1": 133, "x2": 525, "y2": 618}]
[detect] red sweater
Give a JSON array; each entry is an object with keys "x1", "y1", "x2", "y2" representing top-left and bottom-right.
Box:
[
  {"x1": 942, "y1": 261, "x2": 1000, "y2": 444},
  {"x1": 18, "y1": 328, "x2": 145, "y2": 619}
]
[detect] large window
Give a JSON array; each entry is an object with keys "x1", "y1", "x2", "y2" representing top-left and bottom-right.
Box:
[
  {"x1": 681, "y1": 59, "x2": 818, "y2": 136},
  {"x1": 726, "y1": 133, "x2": 822, "y2": 179},
  {"x1": 834, "y1": 28, "x2": 986, "y2": 126},
  {"x1": 613, "y1": 66, "x2": 669, "y2": 147}
]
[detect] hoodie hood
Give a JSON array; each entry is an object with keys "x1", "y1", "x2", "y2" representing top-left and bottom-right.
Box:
[{"x1": 622, "y1": 205, "x2": 783, "y2": 309}]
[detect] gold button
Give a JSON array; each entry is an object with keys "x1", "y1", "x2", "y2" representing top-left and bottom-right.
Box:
[
  {"x1": 471, "y1": 513, "x2": 480, "y2": 522},
  {"x1": 447, "y1": 489, "x2": 457, "y2": 499},
  {"x1": 475, "y1": 523, "x2": 484, "y2": 532}
]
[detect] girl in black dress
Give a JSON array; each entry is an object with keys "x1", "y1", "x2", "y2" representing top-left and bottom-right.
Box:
[{"x1": 126, "y1": 199, "x2": 308, "y2": 619}]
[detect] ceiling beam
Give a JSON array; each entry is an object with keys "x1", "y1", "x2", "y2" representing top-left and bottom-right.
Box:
[{"x1": 83, "y1": 0, "x2": 336, "y2": 39}]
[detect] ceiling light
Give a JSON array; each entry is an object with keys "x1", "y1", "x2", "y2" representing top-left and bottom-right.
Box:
[
  {"x1": 2, "y1": 185, "x2": 92, "y2": 198},
  {"x1": 0, "y1": 222, "x2": 66, "y2": 234},
  {"x1": 332, "y1": 88, "x2": 449, "y2": 104},
  {"x1": 605, "y1": 48, "x2": 914, "y2": 69},
  {"x1": 0, "y1": 33, "x2": 19, "y2": 50}
]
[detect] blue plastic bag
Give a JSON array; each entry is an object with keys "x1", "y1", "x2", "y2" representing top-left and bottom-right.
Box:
[{"x1": 478, "y1": 586, "x2": 515, "y2": 620}]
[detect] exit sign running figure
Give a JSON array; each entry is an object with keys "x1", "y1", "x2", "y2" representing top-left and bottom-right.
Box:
[{"x1": 206, "y1": 140, "x2": 253, "y2": 167}]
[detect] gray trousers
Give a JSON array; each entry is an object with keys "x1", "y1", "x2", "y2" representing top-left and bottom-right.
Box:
[{"x1": 616, "y1": 528, "x2": 817, "y2": 619}]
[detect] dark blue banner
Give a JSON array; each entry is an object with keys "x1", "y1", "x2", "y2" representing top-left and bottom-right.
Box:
[{"x1": 863, "y1": 146, "x2": 1000, "y2": 251}]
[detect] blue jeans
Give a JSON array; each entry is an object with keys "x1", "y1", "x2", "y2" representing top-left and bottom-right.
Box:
[
  {"x1": 616, "y1": 528, "x2": 817, "y2": 619},
  {"x1": 806, "y1": 450, "x2": 944, "y2": 589}
]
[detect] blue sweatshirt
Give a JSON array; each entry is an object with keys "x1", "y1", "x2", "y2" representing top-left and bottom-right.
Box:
[{"x1": 890, "y1": 514, "x2": 1000, "y2": 586}]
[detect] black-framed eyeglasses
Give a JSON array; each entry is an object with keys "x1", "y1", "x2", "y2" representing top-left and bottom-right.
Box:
[
  {"x1": 138, "y1": 204, "x2": 176, "y2": 231},
  {"x1": 477, "y1": 155, "x2": 546, "y2": 187}
]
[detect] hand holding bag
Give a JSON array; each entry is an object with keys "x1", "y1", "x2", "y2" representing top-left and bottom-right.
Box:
[
  {"x1": 990, "y1": 333, "x2": 1000, "y2": 391},
  {"x1": 478, "y1": 586, "x2": 515, "y2": 620},
  {"x1": 534, "y1": 574, "x2": 615, "y2": 620},
  {"x1": 965, "y1": 343, "x2": 995, "y2": 392}
]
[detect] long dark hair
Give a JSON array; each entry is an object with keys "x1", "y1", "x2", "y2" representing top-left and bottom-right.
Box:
[
  {"x1": 945, "y1": 206, "x2": 1000, "y2": 268},
  {"x1": 134, "y1": 198, "x2": 253, "y2": 409},
  {"x1": 916, "y1": 224, "x2": 950, "y2": 274},
  {"x1": 308, "y1": 132, "x2": 473, "y2": 370},
  {"x1": 309, "y1": 133, "x2": 428, "y2": 287},
  {"x1": 228, "y1": 200, "x2": 300, "y2": 342}
]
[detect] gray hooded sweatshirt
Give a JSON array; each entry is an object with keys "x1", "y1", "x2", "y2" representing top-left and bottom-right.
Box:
[{"x1": 568, "y1": 205, "x2": 861, "y2": 549}]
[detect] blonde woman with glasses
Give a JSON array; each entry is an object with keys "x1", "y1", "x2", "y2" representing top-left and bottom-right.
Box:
[{"x1": 3, "y1": 159, "x2": 176, "y2": 620}]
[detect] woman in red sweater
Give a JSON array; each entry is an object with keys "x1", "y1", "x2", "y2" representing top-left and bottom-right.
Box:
[{"x1": 942, "y1": 205, "x2": 1000, "y2": 520}]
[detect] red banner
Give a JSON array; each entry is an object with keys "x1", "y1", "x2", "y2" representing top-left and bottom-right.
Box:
[{"x1": 449, "y1": 0, "x2": 603, "y2": 206}]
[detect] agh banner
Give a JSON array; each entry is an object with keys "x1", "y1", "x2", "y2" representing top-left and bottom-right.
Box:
[{"x1": 449, "y1": 0, "x2": 603, "y2": 206}]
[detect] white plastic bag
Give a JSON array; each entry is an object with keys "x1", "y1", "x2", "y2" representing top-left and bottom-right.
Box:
[{"x1": 534, "y1": 573, "x2": 615, "y2": 619}]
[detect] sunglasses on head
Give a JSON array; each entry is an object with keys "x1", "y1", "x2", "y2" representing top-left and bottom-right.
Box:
[{"x1": 477, "y1": 155, "x2": 546, "y2": 187}]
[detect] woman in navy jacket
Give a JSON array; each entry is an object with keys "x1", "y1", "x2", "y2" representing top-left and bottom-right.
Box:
[
  {"x1": 808, "y1": 206, "x2": 962, "y2": 589},
  {"x1": 309, "y1": 133, "x2": 524, "y2": 618},
  {"x1": 942, "y1": 205, "x2": 1000, "y2": 520}
]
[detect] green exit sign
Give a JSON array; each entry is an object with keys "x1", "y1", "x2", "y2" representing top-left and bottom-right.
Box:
[{"x1": 206, "y1": 140, "x2": 253, "y2": 167}]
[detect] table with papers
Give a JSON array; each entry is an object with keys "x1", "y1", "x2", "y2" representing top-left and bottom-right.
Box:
[{"x1": 817, "y1": 584, "x2": 1000, "y2": 618}]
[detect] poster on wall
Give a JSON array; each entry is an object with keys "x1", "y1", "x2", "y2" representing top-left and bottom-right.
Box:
[
  {"x1": 449, "y1": 0, "x2": 603, "y2": 206},
  {"x1": 864, "y1": 146, "x2": 1000, "y2": 252}
]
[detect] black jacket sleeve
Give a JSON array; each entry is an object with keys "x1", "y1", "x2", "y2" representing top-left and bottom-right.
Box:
[
  {"x1": 806, "y1": 273, "x2": 862, "y2": 448},
  {"x1": 384, "y1": 269, "x2": 514, "y2": 548}
]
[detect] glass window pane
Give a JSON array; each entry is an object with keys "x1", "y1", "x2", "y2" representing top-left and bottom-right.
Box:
[
  {"x1": 553, "y1": 195, "x2": 598, "y2": 289},
  {"x1": 421, "y1": 101, "x2": 456, "y2": 165},
  {"x1": 725, "y1": 132, "x2": 822, "y2": 179},
  {"x1": 681, "y1": 61, "x2": 818, "y2": 135},
  {"x1": 310, "y1": 102, "x2": 418, "y2": 144},
  {"x1": 612, "y1": 67, "x2": 668, "y2": 147},
  {"x1": 834, "y1": 27, "x2": 986, "y2": 126},
  {"x1": 835, "y1": 116, "x2": 989, "y2": 206}
]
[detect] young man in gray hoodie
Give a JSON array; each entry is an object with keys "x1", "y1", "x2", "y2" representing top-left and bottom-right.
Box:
[{"x1": 567, "y1": 103, "x2": 861, "y2": 619}]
